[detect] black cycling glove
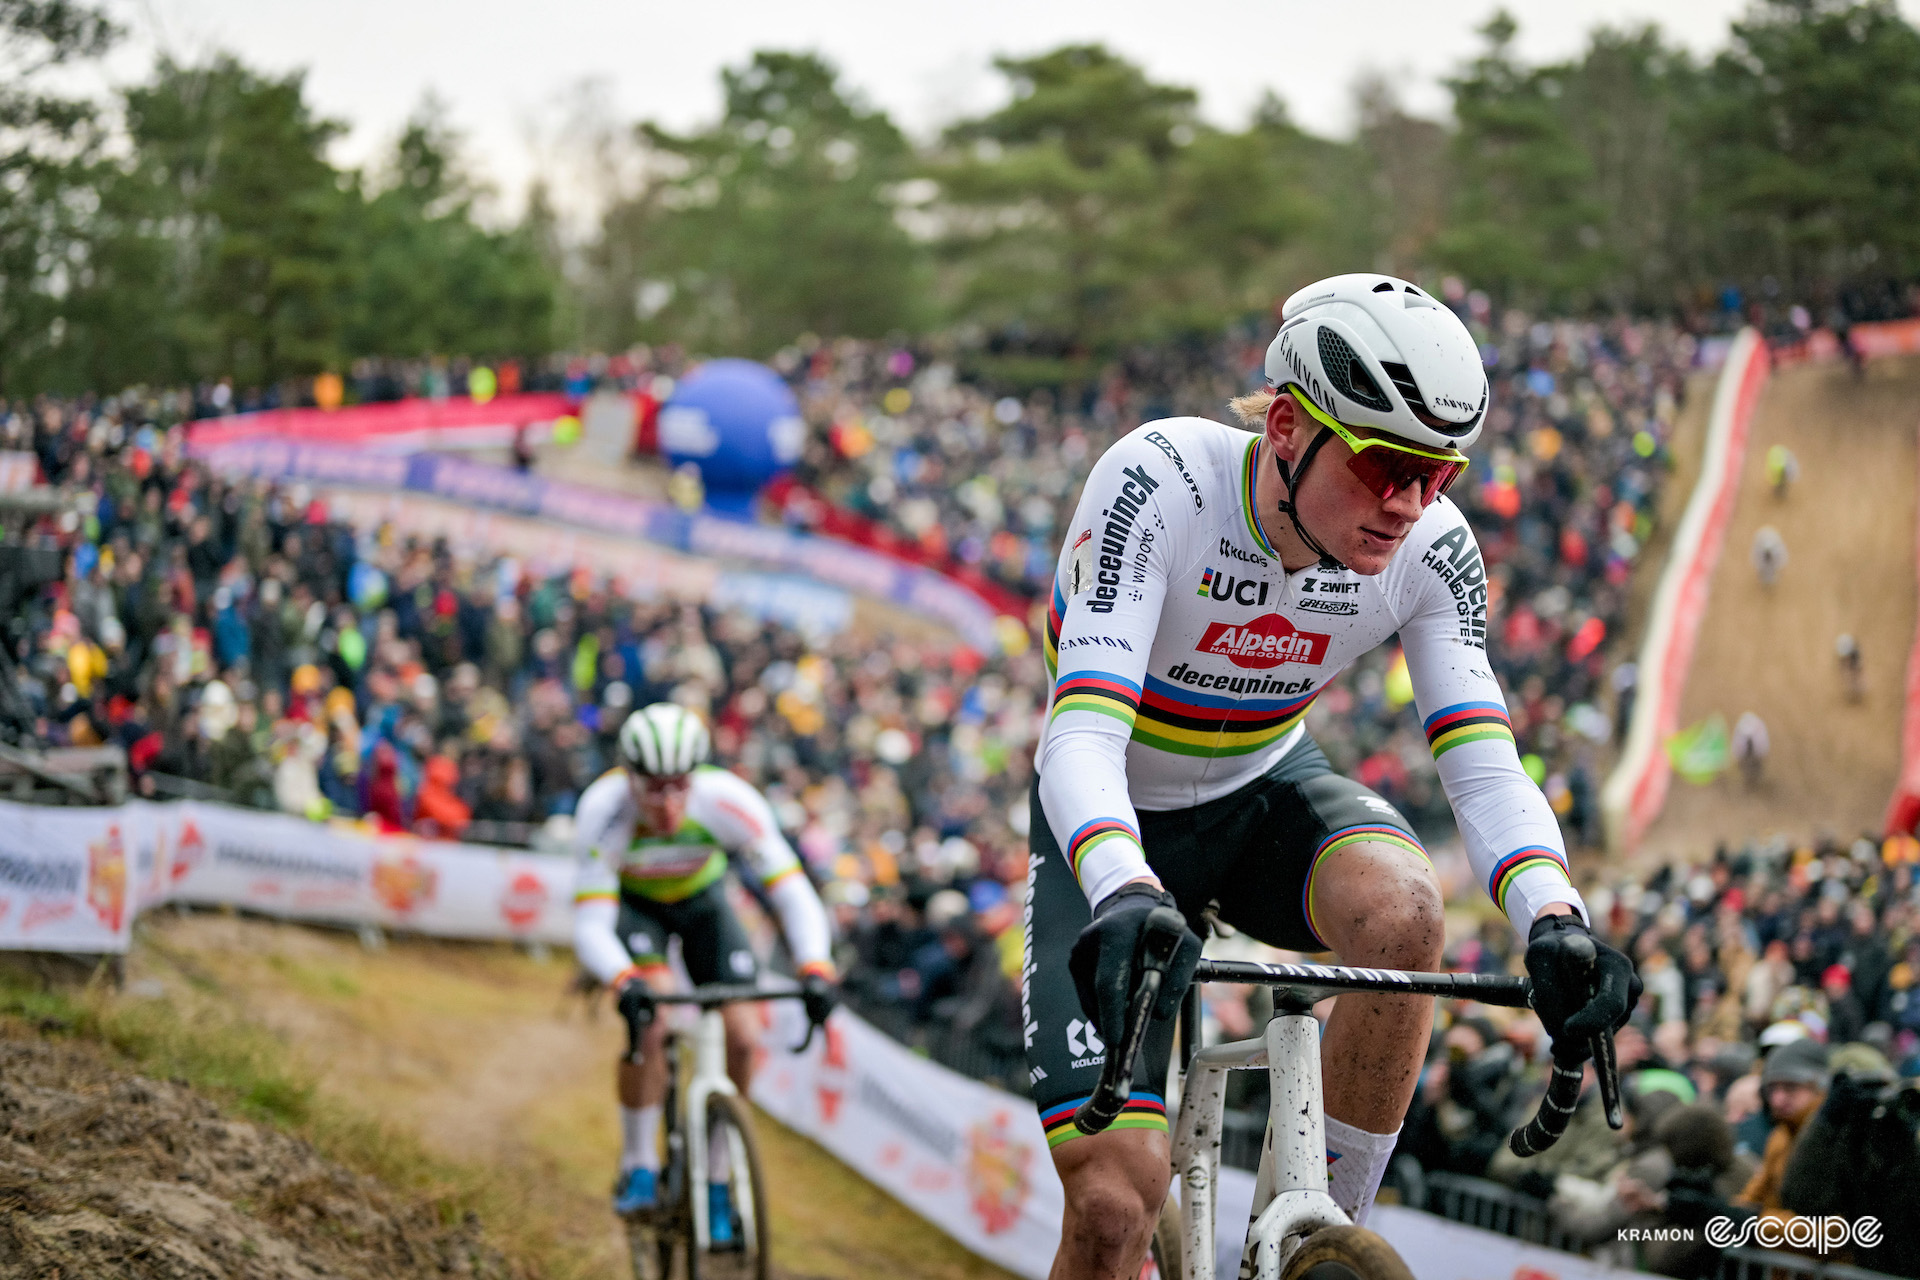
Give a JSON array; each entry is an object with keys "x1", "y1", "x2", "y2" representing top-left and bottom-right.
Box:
[
  {"x1": 615, "y1": 974, "x2": 657, "y2": 1062},
  {"x1": 800, "y1": 972, "x2": 838, "y2": 1030},
  {"x1": 1525, "y1": 912, "x2": 1641, "y2": 1065},
  {"x1": 1069, "y1": 884, "x2": 1202, "y2": 1048}
]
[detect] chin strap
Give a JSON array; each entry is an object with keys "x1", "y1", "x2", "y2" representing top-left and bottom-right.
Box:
[{"x1": 1270, "y1": 432, "x2": 1347, "y2": 572}]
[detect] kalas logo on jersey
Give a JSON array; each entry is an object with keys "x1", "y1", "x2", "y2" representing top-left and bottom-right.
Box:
[{"x1": 1196, "y1": 614, "x2": 1330, "y2": 669}]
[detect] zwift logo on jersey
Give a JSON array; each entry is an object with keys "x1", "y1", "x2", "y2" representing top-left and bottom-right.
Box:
[
  {"x1": 1195, "y1": 614, "x2": 1330, "y2": 669},
  {"x1": 1196, "y1": 568, "x2": 1271, "y2": 606}
]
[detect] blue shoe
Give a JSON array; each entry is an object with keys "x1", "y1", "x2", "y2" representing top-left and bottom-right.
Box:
[
  {"x1": 614, "y1": 1167, "x2": 657, "y2": 1215},
  {"x1": 708, "y1": 1181, "x2": 735, "y2": 1246}
]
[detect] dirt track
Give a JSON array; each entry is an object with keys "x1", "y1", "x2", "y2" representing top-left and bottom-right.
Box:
[
  {"x1": 126, "y1": 913, "x2": 1015, "y2": 1280},
  {"x1": 0, "y1": 1027, "x2": 517, "y2": 1280},
  {"x1": 1640, "y1": 355, "x2": 1920, "y2": 862}
]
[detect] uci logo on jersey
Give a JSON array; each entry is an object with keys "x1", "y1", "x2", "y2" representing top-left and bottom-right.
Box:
[{"x1": 1196, "y1": 567, "x2": 1270, "y2": 607}]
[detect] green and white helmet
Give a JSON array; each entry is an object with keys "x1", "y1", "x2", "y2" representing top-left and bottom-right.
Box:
[{"x1": 618, "y1": 703, "x2": 711, "y2": 776}]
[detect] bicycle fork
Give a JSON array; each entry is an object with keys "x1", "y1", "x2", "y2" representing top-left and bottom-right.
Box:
[
  {"x1": 1170, "y1": 1005, "x2": 1348, "y2": 1280},
  {"x1": 682, "y1": 1008, "x2": 734, "y2": 1250}
]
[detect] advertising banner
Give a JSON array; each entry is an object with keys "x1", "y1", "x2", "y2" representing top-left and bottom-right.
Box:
[
  {"x1": 0, "y1": 805, "x2": 143, "y2": 953},
  {"x1": 750, "y1": 1000, "x2": 1065, "y2": 1280},
  {"x1": 192, "y1": 440, "x2": 1010, "y2": 650},
  {"x1": 186, "y1": 393, "x2": 576, "y2": 454},
  {"x1": 1602, "y1": 327, "x2": 1769, "y2": 853},
  {"x1": 160, "y1": 804, "x2": 574, "y2": 944},
  {"x1": 0, "y1": 799, "x2": 574, "y2": 954}
]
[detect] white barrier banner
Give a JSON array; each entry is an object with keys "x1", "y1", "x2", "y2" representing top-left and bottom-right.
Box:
[
  {"x1": 0, "y1": 805, "x2": 143, "y2": 953},
  {"x1": 750, "y1": 1001, "x2": 1065, "y2": 1280},
  {"x1": 160, "y1": 803, "x2": 573, "y2": 944},
  {"x1": 0, "y1": 799, "x2": 575, "y2": 953}
]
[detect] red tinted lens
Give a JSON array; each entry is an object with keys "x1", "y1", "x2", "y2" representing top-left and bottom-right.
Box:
[{"x1": 1346, "y1": 448, "x2": 1464, "y2": 505}]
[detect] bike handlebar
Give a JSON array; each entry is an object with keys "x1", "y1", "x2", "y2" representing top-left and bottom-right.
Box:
[
  {"x1": 619, "y1": 977, "x2": 825, "y2": 1058},
  {"x1": 1073, "y1": 918, "x2": 1623, "y2": 1159}
]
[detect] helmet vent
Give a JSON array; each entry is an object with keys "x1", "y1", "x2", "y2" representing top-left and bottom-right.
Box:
[
  {"x1": 1371, "y1": 281, "x2": 1394, "y2": 292},
  {"x1": 1383, "y1": 360, "x2": 1483, "y2": 437},
  {"x1": 1318, "y1": 327, "x2": 1390, "y2": 413}
]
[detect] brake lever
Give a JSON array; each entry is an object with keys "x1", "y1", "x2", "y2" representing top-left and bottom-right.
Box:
[
  {"x1": 1594, "y1": 1026, "x2": 1624, "y2": 1130},
  {"x1": 791, "y1": 1018, "x2": 821, "y2": 1054}
]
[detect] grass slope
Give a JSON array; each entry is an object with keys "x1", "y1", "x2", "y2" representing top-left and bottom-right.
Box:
[{"x1": 5, "y1": 912, "x2": 1019, "y2": 1280}]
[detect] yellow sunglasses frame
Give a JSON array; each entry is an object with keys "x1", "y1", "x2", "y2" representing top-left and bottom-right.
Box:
[{"x1": 1280, "y1": 382, "x2": 1471, "y2": 497}]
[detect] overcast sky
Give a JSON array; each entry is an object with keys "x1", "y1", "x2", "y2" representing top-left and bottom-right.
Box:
[{"x1": 104, "y1": 0, "x2": 1920, "y2": 220}]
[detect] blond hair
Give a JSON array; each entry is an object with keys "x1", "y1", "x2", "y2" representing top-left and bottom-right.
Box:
[{"x1": 1228, "y1": 387, "x2": 1278, "y2": 427}]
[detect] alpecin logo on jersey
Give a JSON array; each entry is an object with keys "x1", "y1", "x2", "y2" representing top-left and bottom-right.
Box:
[
  {"x1": 1195, "y1": 614, "x2": 1330, "y2": 669},
  {"x1": 1196, "y1": 567, "x2": 1271, "y2": 606},
  {"x1": 1422, "y1": 526, "x2": 1488, "y2": 649}
]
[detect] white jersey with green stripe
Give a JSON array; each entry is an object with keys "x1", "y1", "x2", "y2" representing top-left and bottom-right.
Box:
[
  {"x1": 1037, "y1": 416, "x2": 1584, "y2": 936},
  {"x1": 570, "y1": 764, "x2": 831, "y2": 983}
]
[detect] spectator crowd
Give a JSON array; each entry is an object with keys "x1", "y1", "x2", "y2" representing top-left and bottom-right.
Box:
[
  {"x1": 5, "y1": 300, "x2": 1915, "y2": 1275},
  {"x1": 779, "y1": 296, "x2": 1696, "y2": 844},
  {"x1": 1393, "y1": 833, "x2": 1920, "y2": 1278}
]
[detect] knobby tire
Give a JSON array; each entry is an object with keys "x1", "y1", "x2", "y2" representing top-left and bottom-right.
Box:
[
  {"x1": 1277, "y1": 1225, "x2": 1413, "y2": 1280},
  {"x1": 692, "y1": 1092, "x2": 770, "y2": 1280},
  {"x1": 1144, "y1": 1195, "x2": 1184, "y2": 1280}
]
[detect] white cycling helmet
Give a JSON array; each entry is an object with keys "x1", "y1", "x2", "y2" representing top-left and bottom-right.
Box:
[
  {"x1": 618, "y1": 703, "x2": 711, "y2": 776},
  {"x1": 1265, "y1": 273, "x2": 1488, "y2": 450}
]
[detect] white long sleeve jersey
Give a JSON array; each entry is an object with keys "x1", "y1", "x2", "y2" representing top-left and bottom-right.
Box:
[
  {"x1": 571, "y1": 765, "x2": 833, "y2": 984},
  {"x1": 1037, "y1": 416, "x2": 1585, "y2": 935}
]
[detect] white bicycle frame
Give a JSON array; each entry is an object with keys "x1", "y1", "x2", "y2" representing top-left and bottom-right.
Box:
[
  {"x1": 1169, "y1": 1009, "x2": 1348, "y2": 1280},
  {"x1": 669, "y1": 1007, "x2": 760, "y2": 1256}
]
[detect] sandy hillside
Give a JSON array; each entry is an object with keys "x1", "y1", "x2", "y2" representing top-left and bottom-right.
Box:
[
  {"x1": 1639, "y1": 354, "x2": 1920, "y2": 862},
  {"x1": 121, "y1": 913, "x2": 1018, "y2": 1280}
]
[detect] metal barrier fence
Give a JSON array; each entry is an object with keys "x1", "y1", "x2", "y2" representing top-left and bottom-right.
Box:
[
  {"x1": 1716, "y1": 1247, "x2": 1906, "y2": 1280},
  {"x1": 1417, "y1": 1172, "x2": 1584, "y2": 1253}
]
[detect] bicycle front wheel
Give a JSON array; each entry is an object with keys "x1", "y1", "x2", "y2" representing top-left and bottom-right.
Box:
[
  {"x1": 626, "y1": 1215, "x2": 674, "y2": 1280},
  {"x1": 690, "y1": 1092, "x2": 770, "y2": 1280},
  {"x1": 1144, "y1": 1194, "x2": 1184, "y2": 1280},
  {"x1": 1278, "y1": 1225, "x2": 1413, "y2": 1280}
]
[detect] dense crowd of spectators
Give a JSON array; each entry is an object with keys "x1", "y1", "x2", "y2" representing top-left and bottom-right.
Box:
[
  {"x1": 12, "y1": 308, "x2": 1916, "y2": 1268},
  {"x1": 777, "y1": 303, "x2": 1695, "y2": 842},
  {"x1": 0, "y1": 303, "x2": 1699, "y2": 1090},
  {"x1": 1, "y1": 386, "x2": 1042, "y2": 1082},
  {"x1": 1392, "y1": 833, "x2": 1920, "y2": 1277}
]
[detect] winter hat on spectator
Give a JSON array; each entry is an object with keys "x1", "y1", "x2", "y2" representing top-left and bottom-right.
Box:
[
  {"x1": 1827, "y1": 1041, "x2": 1895, "y2": 1083},
  {"x1": 925, "y1": 888, "x2": 970, "y2": 930},
  {"x1": 1761, "y1": 1038, "x2": 1830, "y2": 1089},
  {"x1": 1759, "y1": 1019, "x2": 1810, "y2": 1049},
  {"x1": 1708, "y1": 1042, "x2": 1758, "y2": 1091},
  {"x1": 1630, "y1": 1066, "x2": 1698, "y2": 1109},
  {"x1": 1654, "y1": 1103, "x2": 1736, "y2": 1173}
]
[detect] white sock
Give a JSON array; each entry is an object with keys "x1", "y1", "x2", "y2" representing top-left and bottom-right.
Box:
[
  {"x1": 621, "y1": 1105, "x2": 662, "y2": 1173},
  {"x1": 708, "y1": 1112, "x2": 733, "y2": 1183},
  {"x1": 1324, "y1": 1116, "x2": 1399, "y2": 1225}
]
